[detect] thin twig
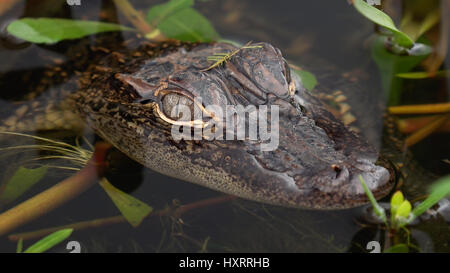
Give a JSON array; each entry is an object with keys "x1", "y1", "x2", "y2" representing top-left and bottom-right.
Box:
[
  {"x1": 0, "y1": 0, "x2": 21, "y2": 17},
  {"x1": 8, "y1": 195, "x2": 236, "y2": 241},
  {"x1": 200, "y1": 42, "x2": 263, "y2": 72},
  {"x1": 397, "y1": 115, "x2": 450, "y2": 134},
  {"x1": 112, "y1": 0, "x2": 166, "y2": 41},
  {"x1": 405, "y1": 114, "x2": 450, "y2": 147}
]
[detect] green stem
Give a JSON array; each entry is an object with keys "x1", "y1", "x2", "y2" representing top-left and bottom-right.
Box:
[{"x1": 112, "y1": 0, "x2": 166, "y2": 41}]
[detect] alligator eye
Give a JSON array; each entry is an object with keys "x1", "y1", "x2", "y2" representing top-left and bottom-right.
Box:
[{"x1": 162, "y1": 93, "x2": 195, "y2": 120}]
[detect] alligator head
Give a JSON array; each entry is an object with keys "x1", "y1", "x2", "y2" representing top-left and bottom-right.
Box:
[{"x1": 73, "y1": 41, "x2": 394, "y2": 209}]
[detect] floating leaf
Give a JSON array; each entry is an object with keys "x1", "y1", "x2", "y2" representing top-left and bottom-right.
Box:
[
  {"x1": 7, "y1": 18, "x2": 134, "y2": 44},
  {"x1": 0, "y1": 166, "x2": 48, "y2": 205},
  {"x1": 23, "y1": 229, "x2": 73, "y2": 253},
  {"x1": 396, "y1": 70, "x2": 450, "y2": 79},
  {"x1": 149, "y1": 7, "x2": 218, "y2": 42},
  {"x1": 410, "y1": 175, "x2": 450, "y2": 221},
  {"x1": 146, "y1": 0, "x2": 194, "y2": 27},
  {"x1": 99, "y1": 178, "x2": 152, "y2": 227},
  {"x1": 294, "y1": 69, "x2": 318, "y2": 91},
  {"x1": 384, "y1": 244, "x2": 409, "y2": 253},
  {"x1": 353, "y1": 0, "x2": 414, "y2": 48}
]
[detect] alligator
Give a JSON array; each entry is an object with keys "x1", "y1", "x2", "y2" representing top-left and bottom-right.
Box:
[{"x1": 0, "y1": 33, "x2": 396, "y2": 209}]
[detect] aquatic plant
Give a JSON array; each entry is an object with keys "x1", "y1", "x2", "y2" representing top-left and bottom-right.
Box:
[
  {"x1": 0, "y1": 133, "x2": 151, "y2": 235},
  {"x1": 6, "y1": 0, "x2": 317, "y2": 93},
  {"x1": 16, "y1": 229, "x2": 73, "y2": 253},
  {"x1": 352, "y1": 0, "x2": 449, "y2": 146},
  {"x1": 360, "y1": 174, "x2": 450, "y2": 252},
  {"x1": 7, "y1": 0, "x2": 218, "y2": 43}
]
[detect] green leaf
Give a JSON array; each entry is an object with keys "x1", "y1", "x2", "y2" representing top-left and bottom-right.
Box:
[
  {"x1": 0, "y1": 166, "x2": 48, "y2": 205},
  {"x1": 16, "y1": 238, "x2": 23, "y2": 253},
  {"x1": 396, "y1": 70, "x2": 450, "y2": 79},
  {"x1": 395, "y1": 200, "x2": 412, "y2": 218},
  {"x1": 371, "y1": 35, "x2": 429, "y2": 105},
  {"x1": 384, "y1": 244, "x2": 409, "y2": 253},
  {"x1": 353, "y1": 0, "x2": 414, "y2": 48},
  {"x1": 146, "y1": 0, "x2": 194, "y2": 27},
  {"x1": 390, "y1": 191, "x2": 404, "y2": 220},
  {"x1": 153, "y1": 8, "x2": 219, "y2": 42},
  {"x1": 23, "y1": 229, "x2": 73, "y2": 253},
  {"x1": 7, "y1": 18, "x2": 134, "y2": 44},
  {"x1": 294, "y1": 69, "x2": 318, "y2": 91},
  {"x1": 359, "y1": 175, "x2": 387, "y2": 224},
  {"x1": 410, "y1": 175, "x2": 450, "y2": 221},
  {"x1": 99, "y1": 178, "x2": 152, "y2": 227}
]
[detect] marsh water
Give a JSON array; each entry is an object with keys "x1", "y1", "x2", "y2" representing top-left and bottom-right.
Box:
[{"x1": 0, "y1": 0, "x2": 449, "y2": 252}]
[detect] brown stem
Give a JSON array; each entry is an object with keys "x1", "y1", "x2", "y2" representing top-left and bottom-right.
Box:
[
  {"x1": 388, "y1": 102, "x2": 450, "y2": 115},
  {"x1": 8, "y1": 195, "x2": 236, "y2": 241},
  {"x1": 112, "y1": 0, "x2": 166, "y2": 41},
  {"x1": 8, "y1": 216, "x2": 125, "y2": 241},
  {"x1": 422, "y1": 0, "x2": 449, "y2": 75},
  {"x1": 0, "y1": 142, "x2": 111, "y2": 237},
  {"x1": 397, "y1": 115, "x2": 450, "y2": 134},
  {"x1": 405, "y1": 114, "x2": 450, "y2": 147},
  {"x1": 177, "y1": 195, "x2": 236, "y2": 214},
  {"x1": 0, "y1": 0, "x2": 21, "y2": 16}
]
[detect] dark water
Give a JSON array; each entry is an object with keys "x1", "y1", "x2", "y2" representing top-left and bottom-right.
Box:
[{"x1": 0, "y1": 0, "x2": 449, "y2": 253}]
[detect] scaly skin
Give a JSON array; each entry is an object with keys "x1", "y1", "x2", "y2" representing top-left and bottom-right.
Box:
[{"x1": 0, "y1": 34, "x2": 395, "y2": 209}]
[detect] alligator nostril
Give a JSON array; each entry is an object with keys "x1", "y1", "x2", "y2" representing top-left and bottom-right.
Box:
[{"x1": 331, "y1": 164, "x2": 341, "y2": 179}]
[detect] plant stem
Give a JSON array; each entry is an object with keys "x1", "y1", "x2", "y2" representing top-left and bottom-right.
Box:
[
  {"x1": 397, "y1": 115, "x2": 450, "y2": 133},
  {"x1": 0, "y1": 0, "x2": 21, "y2": 16},
  {"x1": 8, "y1": 195, "x2": 236, "y2": 241},
  {"x1": 388, "y1": 102, "x2": 450, "y2": 115},
  {"x1": 8, "y1": 216, "x2": 124, "y2": 241},
  {"x1": 0, "y1": 143, "x2": 111, "y2": 237},
  {"x1": 405, "y1": 114, "x2": 450, "y2": 147},
  {"x1": 112, "y1": 0, "x2": 166, "y2": 41}
]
